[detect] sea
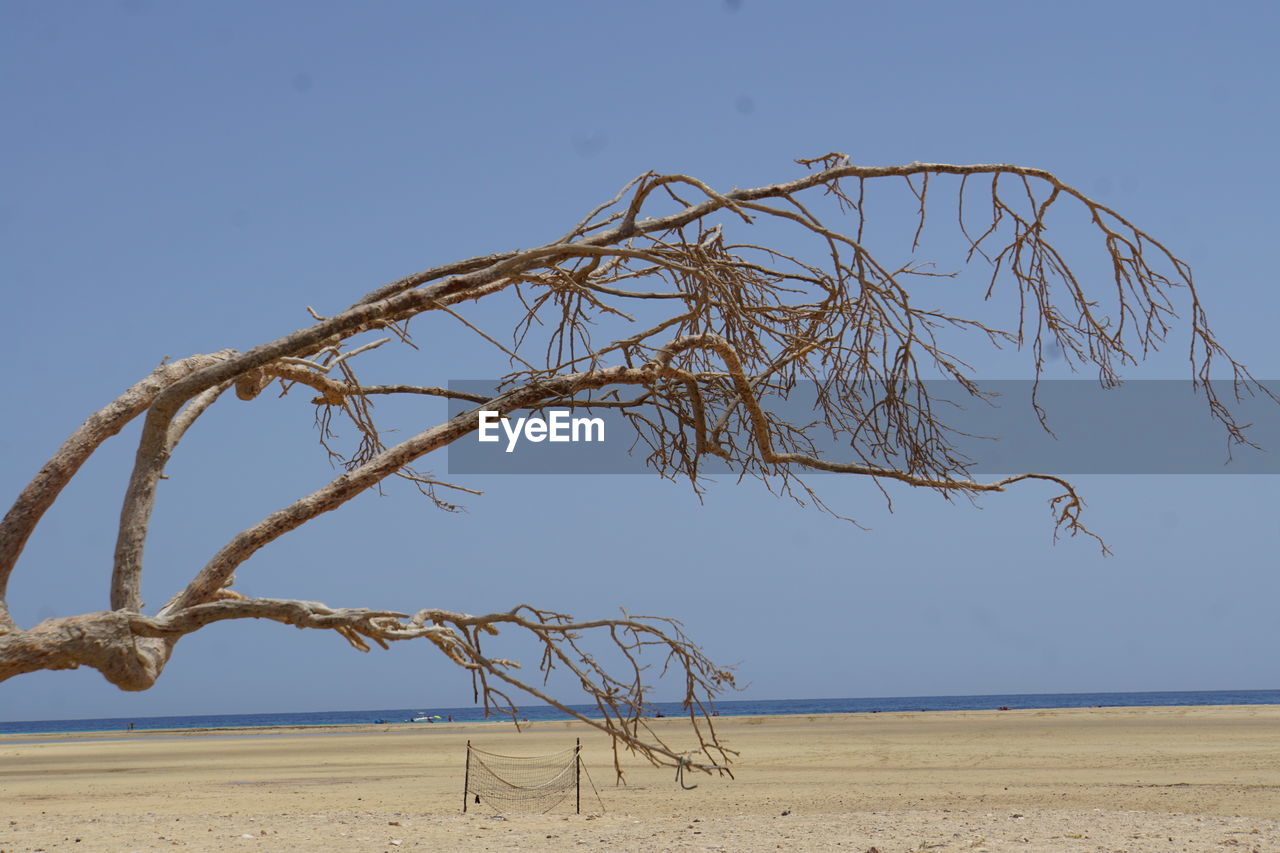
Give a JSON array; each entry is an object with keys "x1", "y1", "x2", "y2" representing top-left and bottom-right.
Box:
[{"x1": 2, "y1": 689, "x2": 1277, "y2": 737}]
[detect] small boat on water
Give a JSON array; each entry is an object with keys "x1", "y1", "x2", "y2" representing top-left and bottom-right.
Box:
[{"x1": 409, "y1": 713, "x2": 443, "y2": 723}]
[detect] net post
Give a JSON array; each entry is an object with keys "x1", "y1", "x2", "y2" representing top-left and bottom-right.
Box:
[
  {"x1": 575, "y1": 737, "x2": 581, "y2": 815},
  {"x1": 462, "y1": 740, "x2": 472, "y2": 814}
]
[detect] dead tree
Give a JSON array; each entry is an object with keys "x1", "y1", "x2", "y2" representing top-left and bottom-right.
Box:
[{"x1": 0, "y1": 154, "x2": 1265, "y2": 776}]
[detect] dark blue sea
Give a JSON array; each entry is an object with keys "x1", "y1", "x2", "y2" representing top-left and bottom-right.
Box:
[{"x1": 2, "y1": 689, "x2": 1277, "y2": 736}]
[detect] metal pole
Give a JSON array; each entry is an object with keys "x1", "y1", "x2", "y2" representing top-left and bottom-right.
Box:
[
  {"x1": 575, "y1": 737, "x2": 581, "y2": 815},
  {"x1": 462, "y1": 740, "x2": 471, "y2": 813}
]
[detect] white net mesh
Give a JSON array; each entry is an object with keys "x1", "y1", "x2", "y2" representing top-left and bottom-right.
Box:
[{"x1": 464, "y1": 744, "x2": 578, "y2": 814}]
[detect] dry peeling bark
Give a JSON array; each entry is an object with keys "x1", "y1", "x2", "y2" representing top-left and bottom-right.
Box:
[{"x1": 0, "y1": 155, "x2": 1267, "y2": 775}]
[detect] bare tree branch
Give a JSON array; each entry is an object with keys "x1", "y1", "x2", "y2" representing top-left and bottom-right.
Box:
[
  {"x1": 0, "y1": 351, "x2": 235, "y2": 633},
  {"x1": 3, "y1": 155, "x2": 1270, "y2": 774}
]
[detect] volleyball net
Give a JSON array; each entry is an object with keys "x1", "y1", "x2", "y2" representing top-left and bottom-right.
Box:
[{"x1": 461, "y1": 740, "x2": 585, "y2": 814}]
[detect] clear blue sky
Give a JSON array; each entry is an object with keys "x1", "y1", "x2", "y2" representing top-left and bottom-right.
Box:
[{"x1": 2, "y1": 1, "x2": 1277, "y2": 721}]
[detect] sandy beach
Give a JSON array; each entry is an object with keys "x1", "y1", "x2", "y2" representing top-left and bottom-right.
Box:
[{"x1": 2, "y1": 705, "x2": 1278, "y2": 852}]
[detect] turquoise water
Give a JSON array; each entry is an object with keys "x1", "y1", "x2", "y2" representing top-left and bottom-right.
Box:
[{"x1": 2, "y1": 689, "x2": 1276, "y2": 736}]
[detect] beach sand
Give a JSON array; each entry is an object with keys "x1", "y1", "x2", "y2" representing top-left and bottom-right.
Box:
[{"x1": 2, "y1": 705, "x2": 1278, "y2": 852}]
